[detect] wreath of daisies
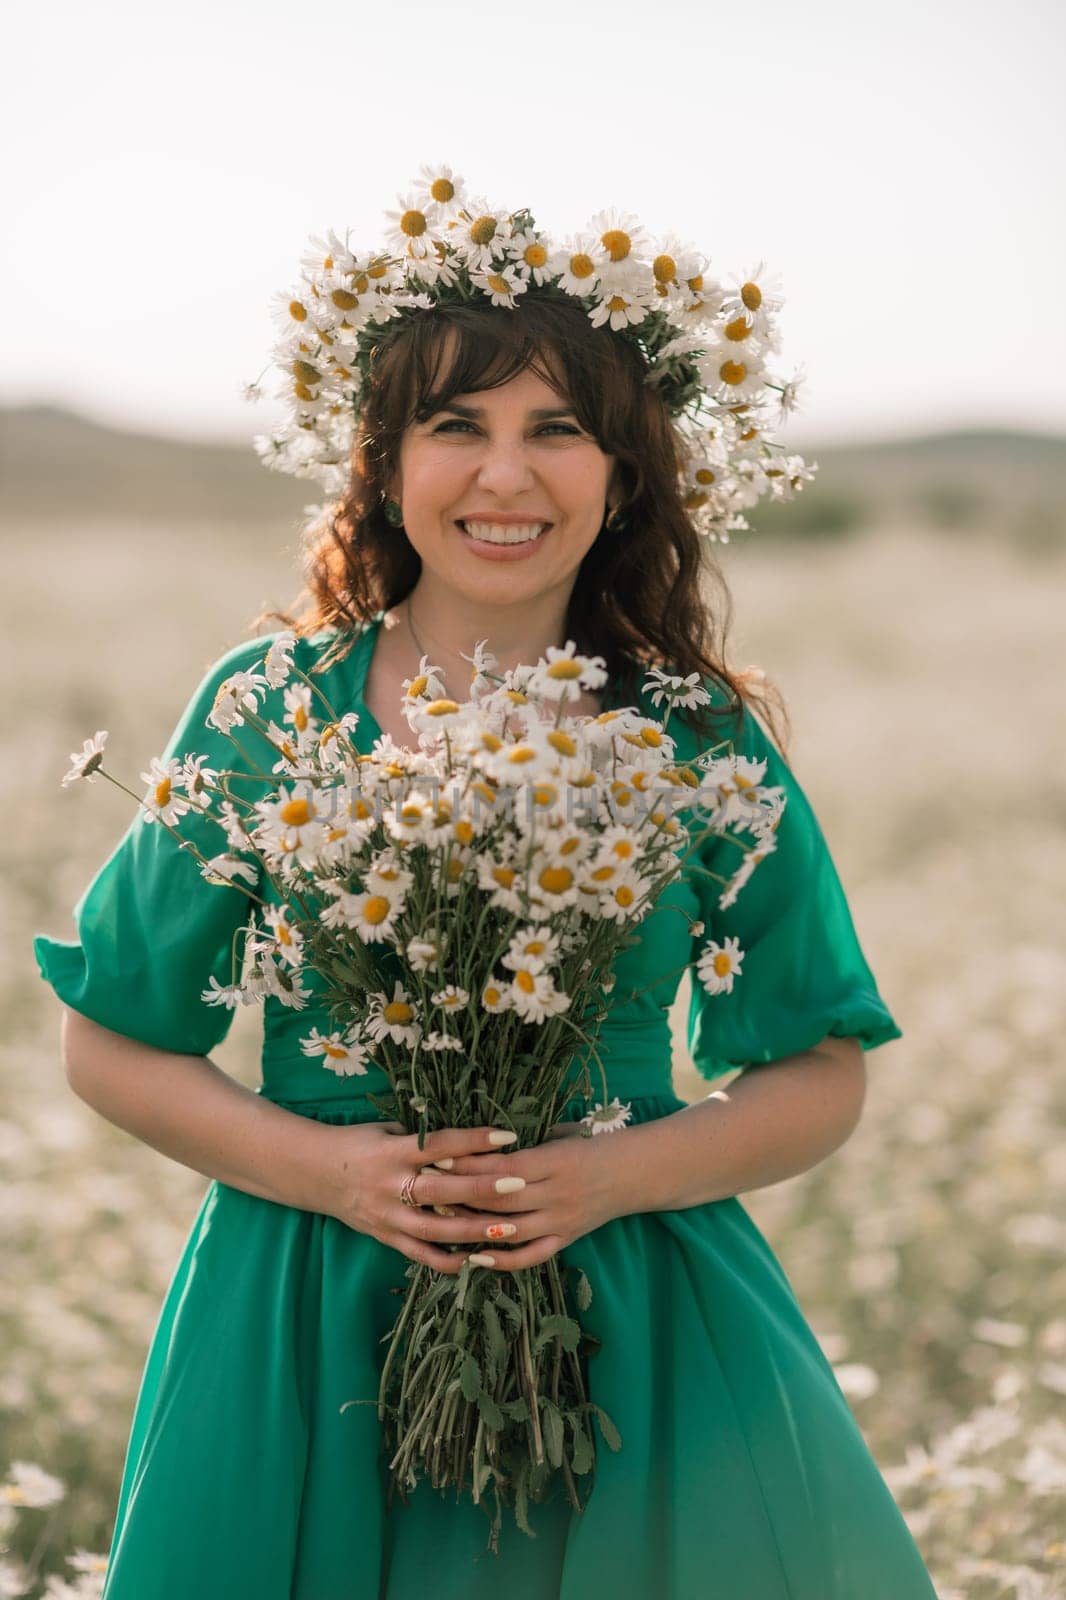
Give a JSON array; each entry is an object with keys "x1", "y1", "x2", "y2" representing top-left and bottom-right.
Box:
[{"x1": 244, "y1": 161, "x2": 816, "y2": 543}]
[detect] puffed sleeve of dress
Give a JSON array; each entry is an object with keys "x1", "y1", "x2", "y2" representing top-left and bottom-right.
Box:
[
  {"x1": 685, "y1": 691, "x2": 902, "y2": 1082},
  {"x1": 32, "y1": 636, "x2": 278, "y2": 1058}
]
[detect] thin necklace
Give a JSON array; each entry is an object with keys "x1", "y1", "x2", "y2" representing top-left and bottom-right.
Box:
[{"x1": 405, "y1": 595, "x2": 470, "y2": 692}]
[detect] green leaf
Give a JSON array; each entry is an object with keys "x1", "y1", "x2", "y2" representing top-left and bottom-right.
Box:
[
  {"x1": 477, "y1": 1391, "x2": 504, "y2": 1431},
  {"x1": 532, "y1": 1313, "x2": 581, "y2": 1356},
  {"x1": 481, "y1": 1299, "x2": 508, "y2": 1384},
  {"x1": 570, "y1": 1417, "x2": 594, "y2": 1475},
  {"x1": 494, "y1": 1289, "x2": 524, "y2": 1327},
  {"x1": 574, "y1": 1270, "x2": 593, "y2": 1312},
  {"x1": 591, "y1": 1402, "x2": 623, "y2": 1451},
  {"x1": 514, "y1": 1459, "x2": 534, "y2": 1538},
  {"x1": 499, "y1": 1397, "x2": 530, "y2": 1423},
  {"x1": 459, "y1": 1351, "x2": 482, "y2": 1403},
  {"x1": 541, "y1": 1400, "x2": 565, "y2": 1468}
]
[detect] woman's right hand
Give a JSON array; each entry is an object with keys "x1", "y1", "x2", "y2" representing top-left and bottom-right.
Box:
[{"x1": 315, "y1": 1120, "x2": 524, "y2": 1276}]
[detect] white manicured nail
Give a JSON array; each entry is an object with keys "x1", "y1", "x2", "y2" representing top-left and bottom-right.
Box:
[
  {"x1": 467, "y1": 1253, "x2": 496, "y2": 1267},
  {"x1": 488, "y1": 1130, "x2": 518, "y2": 1145},
  {"x1": 494, "y1": 1176, "x2": 525, "y2": 1193},
  {"x1": 433, "y1": 1157, "x2": 454, "y2": 1169}
]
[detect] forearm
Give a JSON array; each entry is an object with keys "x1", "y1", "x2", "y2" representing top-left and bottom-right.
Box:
[
  {"x1": 60, "y1": 1008, "x2": 329, "y2": 1213},
  {"x1": 616, "y1": 1039, "x2": 867, "y2": 1214}
]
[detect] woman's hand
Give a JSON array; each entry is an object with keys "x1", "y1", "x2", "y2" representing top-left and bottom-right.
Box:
[
  {"x1": 317, "y1": 1119, "x2": 629, "y2": 1276},
  {"x1": 409, "y1": 1120, "x2": 628, "y2": 1274},
  {"x1": 315, "y1": 1120, "x2": 544, "y2": 1276}
]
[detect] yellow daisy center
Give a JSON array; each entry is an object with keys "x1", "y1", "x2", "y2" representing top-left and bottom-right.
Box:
[
  {"x1": 719, "y1": 360, "x2": 748, "y2": 387},
  {"x1": 652, "y1": 253, "x2": 677, "y2": 284},
  {"x1": 491, "y1": 865, "x2": 516, "y2": 888},
  {"x1": 483, "y1": 984, "x2": 503, "y2": 1005},
  {"x1": 292, "y1": 359, "x2": 321, "y2": 385},
  {"x1": 523, "y1": 242, "x2": 548, "y2": 267},
  {"x1": 425, "y1": 698, "x2": 460, "y2": 717},
  {"x1": 280, "y1": 797, "x2": 312, "y2": 826},
  {"x1": 569, "y1": 252, "x2": 595, "y2": 280},
  {"x1": 741, "y1": 281, "x2": 762, "y2": 311},
  {"x1": 430, "y1": 178, "x2": 455, "y2": 203},
  {"x1": 154, "y1": 777, "x2": 171, "y2": 808},
  {"x1": 407, "y1": 672, "x2": 429, "y2": 697},
  {"x1": 470, "y1": 215, "x2": 498, "y2": 245},
  {"x1": 713, "y1": 952, "x2": 734, "y2": 976},
  {"x1": 547, "y1": 729, "x2": 577, "y2": 757},
  {"x1": 401, "y1": 209, "x2": 428, "y2": 238},
  {"x1": 363, "y1": 895, "x2": 391, "y2": 926},
  {"x1": 601, "y1": 228, "x2": 632, "y2": 261},
  {"x1": 292, "y1": 704, "x2": 308, "y2": 732},
  {"x1": 538, "y1": 865, "x2": 574, "y2": 895},
  {"x1": 614, "y1": 885, "x2": 636, "y2": 908},
  {"x1": 724, "y1": 315, "x2": 751, "y2": 342},
  {"x1": 695, "y1": 467, "x2": 716, "y2": 484},
  {"x1": 288, "y1": 300, "x2": 308, "y2": 322},
  {"x1": 486, "y1": 272, "x2": 511, "y2": 294},
  {"x1": 330, "y1": 288, "x2": 360, "y2": 310},
  {"x1": 515, "y1": 970, "x2": 536, "y2": 993},
  {"x1": 383, "y1": 1000, "x2": 414, "y2": 1024},
  {"x1": 324, "y1": 1042, "x2": 350, "y2": 1059},
  {"x1": 607, "y1": 294, "x2": 629, "y2": 313},
  {"x1": 546, "y1": 659, "x2": 582, "y2": 680}
]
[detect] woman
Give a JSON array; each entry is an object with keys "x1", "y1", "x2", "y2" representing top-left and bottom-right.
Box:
[{"x1": 34, "y1": 177, "x2": 939, "y2": 1596}]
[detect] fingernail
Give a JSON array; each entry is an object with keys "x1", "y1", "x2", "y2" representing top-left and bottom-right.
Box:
[
  {"x1": 488, "y1": 1130, "x2": 518, "y2": 1145},
  {"x1": 494, "y1": 1176, "x2": 525, "y2": 1193},
  {"x1": 467, "y1": 1253, "x2": 496, "y2": 1267},
  {"x1": 434, "y1": 1205, "x2": 457, "y2": 1217},
  {"x1": 486, "y1": 1223, "x2": 517, "y2": 1239},
  {"x1": 433, "y1": 1157, "x2": 455, "y2": 1169}
]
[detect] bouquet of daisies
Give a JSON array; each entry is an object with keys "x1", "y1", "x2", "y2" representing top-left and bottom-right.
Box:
[{"x1": 61, "y1": 630, "x2": 785, "y2": 1552}]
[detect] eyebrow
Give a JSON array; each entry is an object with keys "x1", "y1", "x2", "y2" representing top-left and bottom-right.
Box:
[{"x1": 432, "y1": 402, "x2": 577, "y2": 421}]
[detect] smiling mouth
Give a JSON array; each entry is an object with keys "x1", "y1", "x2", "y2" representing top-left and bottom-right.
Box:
[{"x1": 455, "y1": 520, "x2": 553, "y2": 546}]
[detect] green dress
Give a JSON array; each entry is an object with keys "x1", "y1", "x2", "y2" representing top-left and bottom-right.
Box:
[{"x1": 33, "y1": 613, "x2": 938, "y2": 1598}]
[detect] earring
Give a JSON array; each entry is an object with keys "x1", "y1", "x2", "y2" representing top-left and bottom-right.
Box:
[
  {"x1": 605, "y1": 504, "x2": 626, "y2": 533},
  {"x1": 383, "y1": 496, "x2": 404, "y2": 527}
]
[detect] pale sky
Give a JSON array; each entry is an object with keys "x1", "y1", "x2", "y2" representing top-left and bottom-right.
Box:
[{"x1": 3, "y1": 0, "x2": 1063, "y2": 450}]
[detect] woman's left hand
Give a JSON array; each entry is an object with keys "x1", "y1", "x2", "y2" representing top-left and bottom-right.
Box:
[{"x1": 418, "y1": 1121, "x2": 630, "y2": 1272}]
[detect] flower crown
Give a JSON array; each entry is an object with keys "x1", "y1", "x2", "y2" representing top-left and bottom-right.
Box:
[{"x1": 244, "y1": 162, "x2": 817, "y2": 543}]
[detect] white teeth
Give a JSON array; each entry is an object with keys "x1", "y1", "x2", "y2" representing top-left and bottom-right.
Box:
[{"x1": 461, "y1": 521, "x2": 548, "y2": 545}]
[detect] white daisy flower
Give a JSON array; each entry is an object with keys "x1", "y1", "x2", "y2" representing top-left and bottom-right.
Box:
[
  {"x1": 644, "y1": 668, "x2": 711, "y2": 711},
  {"x1": 526, "y1": 853, "x2": 581, "y2": 918},
  {"x1": 406, "y1": 934, "x2": 444, "y2": 973},
  {"x1": 505, "y1": 228, "x2": 554, "y2": 285},
  {"x1": 260, "y1": 904, "x2": 305, "y2": 969},
  {"x1": 179, "y1": 752, "x2": 219, "y2": 799},
  {"x1": 404, "y1": 696, "x2": 466, "y2": 741},
  {"x1": 587, "y1": 206, "x2": 651, "y2": 270},
  {"x1": 720, "y1": 260, "x2": 786, "y2": 324},
  {"x1": 527, "y1": 642, "x2": 608, "y2": 703},
  {"x1": 345, "y1": 885, "x2": 404, "y2": 944},
  {"x1": 365, "y1": 981, "x2": 422, "y2": 1048},
  {"x1": 696, "y1": 934, "x2": 745, "y2": 994},
  {"x1": 475, "y1": 853, "x2": 525, "y2": 917},
  {"x1": 423, "y1": 1030, "x2": 464, "y2": 1053},
  {"x1": 502, "y1": 926, "x2": 562, "y2": 974},
  {"x1": 2, "y1": 1461, "x2": 66, "y2": 1507},
  {"x1": 545, "y1": 236, "x2": 602, "y2": 298},
  {"x1": 444, "y1": 200, "x2": 514, "y2": 272},
  {"x1": 578, "y1": 1097, "x2": 633, "y2": 1135},
  {"x1": 413, "y1": 162, "x2": 466, "y2": 216},
  {"x1": 431, "y1": 983, "x2": 469, "y2": 1014},
  {"x1": 199, "y1": 853, "x2": 258, "y2": 887},
  {"x1": 598, "y1": 865, "x2": 647, "y2": 924},
  {"x1": 508, "y1": 964, "x2": 571, "y2": 1023},
  {"x1": 588, "y1": 286, "x2": 655, "y2": 332},
  {"x1": 263, "y1": 632, "x2": 298, "y2": 688},
  {"x1": 480, "y1": 977, "x2": 513, "y2": 1014},
  {"x1": 61, "y1": 730, "x2": 108, "y2": 787},
  {"x1": 200, "y1": 976, "x2": 244, "y2": 1009},
  {"x1": 470, "y1": 262, "x2": 529, "y2": 308},
  {"x1": 300, "y1": 1026, "x2": 370, "y2": 1076},
  {"x1": 140, "y1": 757, "x2": 193, "y2": 826},
  {"x1": 695, "y1": 337, "x2": 769, "y2": 404},
  {"x1": 382, "y1": 192, "x2": 448, "y2": 261},
  {"x1": 208, "y1": 668, "x2": 269, "y2": 733},
  {"x1": 403, "y1": 656, "x2": 448, "y2": 703}
]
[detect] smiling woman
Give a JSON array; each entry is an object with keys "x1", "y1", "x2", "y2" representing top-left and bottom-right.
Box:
[{"x1": 32, "y1": 170, "x2": 938, "y2": 1599}]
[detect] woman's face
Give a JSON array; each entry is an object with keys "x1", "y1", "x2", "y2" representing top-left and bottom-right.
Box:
[{"x1": 387, "y1": 337, "x2": 619, "y2": 610}]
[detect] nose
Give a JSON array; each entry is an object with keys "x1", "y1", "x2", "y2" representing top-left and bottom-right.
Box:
[{"x1": 473, "y1": 436, "x2": 538, "y2": 497}]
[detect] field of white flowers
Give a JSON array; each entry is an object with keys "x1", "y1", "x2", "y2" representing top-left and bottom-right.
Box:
[{"x1": 4, "y1": 516, "x2": 1064, "y2": 1597}]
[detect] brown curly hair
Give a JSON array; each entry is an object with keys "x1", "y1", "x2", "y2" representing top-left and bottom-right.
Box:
[{"x1": 253, "y1": 295, "x2": 790, "y2": 755}]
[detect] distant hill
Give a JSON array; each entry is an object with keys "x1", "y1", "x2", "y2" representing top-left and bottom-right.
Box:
[{"x1": 1, "y1": 403, "x2": 1063, "y2": 547}]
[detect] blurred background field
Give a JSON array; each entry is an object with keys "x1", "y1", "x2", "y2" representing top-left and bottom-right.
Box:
[{"x1": 4, "y1": 405, "x2": 1065, "y2": 1594}]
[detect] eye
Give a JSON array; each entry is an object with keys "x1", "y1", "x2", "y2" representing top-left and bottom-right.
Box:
[{"x1": 431, "y1": 419, "x2": 582, "y2": 437}]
